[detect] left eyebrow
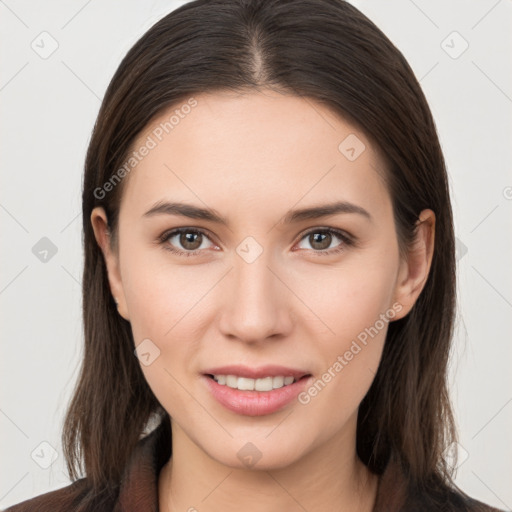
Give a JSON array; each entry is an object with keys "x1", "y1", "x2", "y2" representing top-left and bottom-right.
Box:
[
  {"x1": 282, "y1": 201, "x2": 372, "y2": 224},
  {"x1": 142, "y1": 200, "x2": 372, "y2": 226}
]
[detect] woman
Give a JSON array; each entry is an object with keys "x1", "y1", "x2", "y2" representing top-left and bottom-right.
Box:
[{"x1": 5, "y1": 0, "x2": 504, "y2": 510}]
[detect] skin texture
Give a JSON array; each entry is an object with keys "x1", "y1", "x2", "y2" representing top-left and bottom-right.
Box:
[{"x1": 91, "y1": 89, "x2": 435, "y2": 511}]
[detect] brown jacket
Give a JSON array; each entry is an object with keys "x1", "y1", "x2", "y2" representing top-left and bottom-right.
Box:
[{"x1": 3, "y1": 420, "x2": 504, "y2": 512}]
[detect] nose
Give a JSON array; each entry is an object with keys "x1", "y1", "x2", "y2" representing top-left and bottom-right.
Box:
[{"x1": 218, "y1": 250, "x2": 293, "y2": 344}]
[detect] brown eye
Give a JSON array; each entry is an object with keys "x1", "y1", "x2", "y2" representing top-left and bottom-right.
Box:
[
  {"x1": 179, "y1": 231, "x2": 203, "y2": 250},
  {"x1": 159, "y1": 228, "x2": 216, "y2": 256},
  {"x1": 308, "y1": 232, "x2": 332, "y2": 250},
  {"x1": 295, "y1": 228, "x2": 352, "y2": 256}
]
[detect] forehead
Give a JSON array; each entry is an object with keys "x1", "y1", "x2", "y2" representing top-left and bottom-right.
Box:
[{"x1": 119, "y1": 89, "x2": 391, "y2": 223}]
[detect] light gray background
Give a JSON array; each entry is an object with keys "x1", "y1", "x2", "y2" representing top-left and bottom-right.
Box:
[{"x1": 1, "y1": 0, "x2": 511, "y2": 509}]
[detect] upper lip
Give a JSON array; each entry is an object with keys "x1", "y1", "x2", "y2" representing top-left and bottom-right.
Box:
[{"x1": 203, "y1": 365, "x2": 310, "y2": 380}]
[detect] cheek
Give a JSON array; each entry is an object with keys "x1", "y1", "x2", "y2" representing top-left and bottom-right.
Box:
[
  {"x1": 293, "y1": 255, "x2": 398, "y2": 409},
  {"x1": 119, "y1": 247, "x2": 217, "y2": 406},
  {"x1": 297, "y1": 289, "x2": 392, "y2": 429},
  {"x1": 291, "y1": 253, "x2": 398, "y2": 343},
  {"x1": 120, "y1": 243, "x2": 223, "y2": 342}
]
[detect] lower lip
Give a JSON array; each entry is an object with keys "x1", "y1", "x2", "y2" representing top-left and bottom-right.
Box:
[{"x1": 203, "y1": 375, "x2": 312, "y2": 416}]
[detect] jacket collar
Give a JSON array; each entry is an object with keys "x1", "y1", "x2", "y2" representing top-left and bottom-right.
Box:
[{"x1": 113, "y1": 418, "x2": 171, "y2": 512}]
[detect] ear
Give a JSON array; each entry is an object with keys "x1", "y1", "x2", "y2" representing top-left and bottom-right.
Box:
[
  {"x1": 90, "y1": 206, "x2": 130, "y2": 321},
  {"x1": 391, "y1": 209, "x2": 435, "y2": 321}
]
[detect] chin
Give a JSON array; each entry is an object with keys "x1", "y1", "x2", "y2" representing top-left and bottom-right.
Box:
[{"x1": 198, "y1": 431, "x2": 312, "y2": 471}]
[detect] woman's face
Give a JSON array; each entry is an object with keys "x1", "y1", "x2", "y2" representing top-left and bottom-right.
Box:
[{"x1": 92, "y1": 89, "x2": 432, "y2": 470}]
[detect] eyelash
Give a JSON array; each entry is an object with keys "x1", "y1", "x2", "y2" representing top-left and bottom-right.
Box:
[{"x1": 157, "y1": 227, "x2": 354, "y2": 258}]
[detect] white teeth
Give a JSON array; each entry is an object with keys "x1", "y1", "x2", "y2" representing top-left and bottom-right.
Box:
[
  {"x1": 212, "y1": 374, "x2": 298, "y2": 391},
  {"x1": 237, "y1": 377, "x2": 255, "y2": 391},
  {"x1": 255, "y1": 376, "x2": 273, "y2": 391},
  {"x1": 226, "y1": 375, "x2": 238, "y2": 387},
  {"x1": 272, "y1": 376, "x2": 284, "y2": 389}
]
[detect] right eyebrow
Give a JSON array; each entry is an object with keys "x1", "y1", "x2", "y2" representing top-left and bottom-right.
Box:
[{"x1": 143, "y1": 201, "x2": 228, "y2": 225}]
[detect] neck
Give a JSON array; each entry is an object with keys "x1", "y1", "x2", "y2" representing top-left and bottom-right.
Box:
[{"x1": 158, "y1": 419, "x2": 379, "y2": 512}]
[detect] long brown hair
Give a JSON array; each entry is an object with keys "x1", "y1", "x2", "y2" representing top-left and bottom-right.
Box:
[{"x1": 64, "y1": 0, "x2": 459, "y2": 506}]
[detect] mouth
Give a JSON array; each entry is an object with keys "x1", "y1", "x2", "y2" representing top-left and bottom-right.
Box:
[{"x1": 201, "y1": 365, "x2": 313, "y2": 416}]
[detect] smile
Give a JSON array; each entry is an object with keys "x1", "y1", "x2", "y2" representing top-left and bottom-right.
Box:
[{"x1": 210, "y1": 374, "x2": 296, "y2": 391}]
